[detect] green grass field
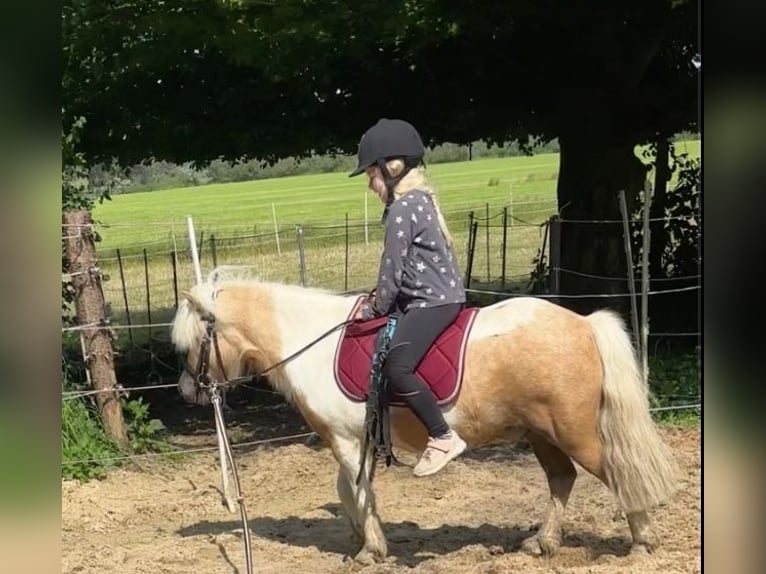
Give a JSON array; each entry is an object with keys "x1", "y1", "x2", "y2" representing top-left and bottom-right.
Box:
[
  {"x1": 93, "y1": 155, "x2": 557, "y2": 254},
  {"x1": 92, "y1": 139, "x2": 700, "y2": 253},
  {"x1": 86, "y1": 140, "x2": 700, "y2": 345}
]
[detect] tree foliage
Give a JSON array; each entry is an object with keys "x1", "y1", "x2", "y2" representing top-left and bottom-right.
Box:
[
  {"x1": 62, "y1": 0, "x2": 698, "y2": 317},
  {"x1": 62, "y1": 113, "x2": 91, "y2": 211},
  {"x1": 63, "y1": 0, "x2": 697, "y2": 166}
]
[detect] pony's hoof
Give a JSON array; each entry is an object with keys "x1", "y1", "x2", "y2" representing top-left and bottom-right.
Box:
[
  {"x1": 630, "y1": 543, "x2": 653, "y2": 555},
  {"x1": 521, "y1": 534, "x2": 560, "y2": 557},
  {"x1": 353, "y1": 547, "x2": 385, "y2": 565},
  {"x1": 539, "y1": 535, "x2": 561, "y2": 556},
  {"x1": 521, "y1": 534, "x2": 542, "y2": 556}
]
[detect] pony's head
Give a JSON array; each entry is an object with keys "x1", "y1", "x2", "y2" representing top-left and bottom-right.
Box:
[
  {"x1": 171, "y1": 287, "x2": 215, "y2": 404},
  {"x1": 171, "y1": 272, "x2": 347, "y2": 408},
  {"x1": 170, "y1": 285, "x2": 251, "y2": 405}
]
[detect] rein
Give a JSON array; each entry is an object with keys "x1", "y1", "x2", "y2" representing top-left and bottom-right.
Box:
[
  {"x1": 181, "y1": 314, "x2": 355, "y2": 390},
  {"x1": 255, "y1": 318, "x2": 355, "y2": 379}
]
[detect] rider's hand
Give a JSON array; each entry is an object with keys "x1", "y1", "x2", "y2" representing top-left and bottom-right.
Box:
[{"x1": 353, "y1": 298, "x2": 374, "y2": 321}]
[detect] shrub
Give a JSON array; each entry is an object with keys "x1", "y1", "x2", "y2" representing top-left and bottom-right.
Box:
[
  {"x1": 648, "y1": 352, "x2": 700, "y2": 426},
  {"x1": 62, "y1": 397, "x2": 119, "y2": 481}
]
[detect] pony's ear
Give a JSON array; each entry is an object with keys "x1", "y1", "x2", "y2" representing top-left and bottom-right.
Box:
[{"x1": 181, "y1": 290, "x2": 208, "y2": 316}]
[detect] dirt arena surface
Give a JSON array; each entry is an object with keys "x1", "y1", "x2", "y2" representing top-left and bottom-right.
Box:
[{"x1": 62, "y1": 401, "x2": 700, "y2": 574}]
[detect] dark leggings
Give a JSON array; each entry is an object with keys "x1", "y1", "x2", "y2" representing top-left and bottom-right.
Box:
[{"x1": 383, "y1": 303, "x2": 463, "y2": 438}]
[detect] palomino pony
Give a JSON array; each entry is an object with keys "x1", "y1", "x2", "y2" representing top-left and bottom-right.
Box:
[{"x1": 171, "y1": 271, "x2": 680, "y2": 565}]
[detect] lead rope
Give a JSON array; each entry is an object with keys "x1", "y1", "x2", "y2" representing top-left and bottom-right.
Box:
[
  {"x1": 209, "y1": 384, "x2": 253, "y2": 574},
  {"x1": 195, "y1": 300, "x2": 371, "y2": 574},
  {"x1": 199, "y1": 315, "x2": 357, "y2": 574}
]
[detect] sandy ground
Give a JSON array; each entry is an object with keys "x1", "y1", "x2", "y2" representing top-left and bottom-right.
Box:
[{"x1": 62, "y1": 400, "x2": 700, "y2": 574}]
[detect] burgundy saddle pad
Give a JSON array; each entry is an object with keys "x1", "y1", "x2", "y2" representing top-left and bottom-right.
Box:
[{"x1": 333, "y1": 297, "x2": 478, "y2": 406}]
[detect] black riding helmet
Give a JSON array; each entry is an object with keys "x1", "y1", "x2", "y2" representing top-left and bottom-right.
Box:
[{"x1": 348, "y1": 118, "x2": 425, "y2": 179}]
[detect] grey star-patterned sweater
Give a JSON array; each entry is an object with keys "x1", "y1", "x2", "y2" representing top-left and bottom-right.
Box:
[{"x1": 361, "y1": 189, "x2": 466, "y2": 320}]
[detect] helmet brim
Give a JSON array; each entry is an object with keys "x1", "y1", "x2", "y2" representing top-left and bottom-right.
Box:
[{"x1": 348, "y1": 164, "x2": 368, "y2": 177}]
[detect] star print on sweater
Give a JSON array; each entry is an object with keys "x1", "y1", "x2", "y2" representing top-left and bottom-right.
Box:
[{"x1": 361, "y1": 189, "x2": 466, "y2": 319}]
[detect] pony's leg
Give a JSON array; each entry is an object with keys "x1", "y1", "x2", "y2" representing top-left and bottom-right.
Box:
[
  {"x1": 333, "y1": 438, "x2": 388, "y2": 564},
  {"x1": 626, "y1": 511, "x2": 657, "y2": 554},
  {"x1": 336, "y1": 469, "x2": 363, "y2": 543},
  {"x1": 521, "y1": 432, "x2": 577, "y2": 557},
  {"x1": 564, "y1": 434, "x2": 658, "y2": 554}
]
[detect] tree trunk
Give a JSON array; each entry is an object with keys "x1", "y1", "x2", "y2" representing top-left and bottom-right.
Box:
[
  {"x1": 556, "y1": 130, "x2": 650, "y2": 325},
  {"x1": 63, "y1": 209, "x2": 129, "y2": 448}
]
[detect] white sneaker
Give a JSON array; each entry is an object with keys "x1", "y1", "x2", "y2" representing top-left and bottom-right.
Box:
[{"x1": 413, "y1": 431, "x2": 467, "y2": 477}]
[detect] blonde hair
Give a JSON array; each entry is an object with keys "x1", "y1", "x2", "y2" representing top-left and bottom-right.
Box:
[{"x1": 385, "y1": 158, "x2": 454, "y2": 247}]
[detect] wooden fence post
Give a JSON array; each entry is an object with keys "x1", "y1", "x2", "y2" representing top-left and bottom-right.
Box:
[
  {"x1": 618, "y1": 190, "x2": 641, "y2": 346},
  {"x1": 143, "y1": 248, "x2": 152, "y2": 341},
  {"x1": 465, "y1": 210, "x2": 475, "y2": 276},
  {"x1": 63, "y1": 209, "x2": 128, "y2": 447},
  {"x1": 296, "y1": 225, "x2": 307, "y2": 287},
  {"x1": 210, "y1": 234, "x2": 218, "y2": 268},
  {"x1": 501, "y1": 206, "x2": 508, "y2": 288},
  {"x1": 116, "y1": 248, "x2": 133, "y2": 344},
  {"x1": 465, "y1": 219, "x2": 478, "y2": 289},
  {"x1": 640, "y1": 181, "x2": 653, "y2": 386},
  {"x1": 548, "y1": 215, "x2": 562, "y2": 299},
  {"x1": 485, "y1": 202, "x2": 490, "y2": 281},
  {"x1": 344, "y1": 214, "x2": 349, "y2": 292},
  {"x1": 170, "y1": 249, "x2": 179, "y2": 310}
]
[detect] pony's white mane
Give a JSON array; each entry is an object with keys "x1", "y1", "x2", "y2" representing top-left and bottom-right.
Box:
[
  {"x1": 206, "y1": 265, "x2": 260, "y2": 284},
  {"x1": 170, "y1": 266, "x2": 362, "y2": 352},
  {"x1": 206, "y1": 265, "x2": 365, "y2": 307},
  {"x1": 207, "y1": 266, "x2": 352, "y2": 299}
]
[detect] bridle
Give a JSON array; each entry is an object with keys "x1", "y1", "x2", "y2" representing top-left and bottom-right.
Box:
[{"x1": 177, "y1": 311, "x2": 254, "y2": 403}]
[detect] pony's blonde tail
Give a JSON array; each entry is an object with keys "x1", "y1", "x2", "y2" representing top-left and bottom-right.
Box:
[{"x1": 587, "y1": 309, "x2": 681, "y2": 513}]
